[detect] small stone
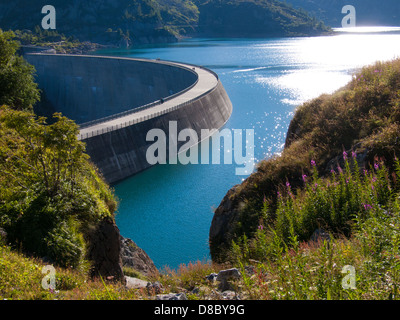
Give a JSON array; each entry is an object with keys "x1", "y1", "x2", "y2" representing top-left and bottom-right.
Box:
[
  {"x1": 125, "y1": 276, "x2": 149, "y2": 290},
  {"x1": 216, "y1": 268, "x2": 241, "y2": 282},
  {"x1": 156, "y1": 293, "x2": 187, "y2": 300},
  {"x1": 147, "y1": 281, "x2": 163, "y2": 294},
  {"x1": 206, "y1": 273, "x2": 218, "y2": 282}
]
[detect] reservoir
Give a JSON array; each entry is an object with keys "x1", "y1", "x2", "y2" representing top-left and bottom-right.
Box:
[{"x1": 95, "y1": 29, "x2": 400, "y2": 269}]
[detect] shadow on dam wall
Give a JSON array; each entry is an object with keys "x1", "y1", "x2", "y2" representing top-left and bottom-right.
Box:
[
  {"x1": 24, "y1": 53, "x2": 233, "y2": 184},
  {"x1": 25, "y1": 54, "x2": 198, "y2": 124}
]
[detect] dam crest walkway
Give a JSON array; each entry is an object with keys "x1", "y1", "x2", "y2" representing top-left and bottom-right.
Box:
[{"x1": 78, "y1": 58, "x2": 219, "y2": 140}]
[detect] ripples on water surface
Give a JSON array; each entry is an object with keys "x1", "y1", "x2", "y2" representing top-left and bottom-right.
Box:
[{"x1": 96, "y1": 29, "x2": 400, "y2": 269}]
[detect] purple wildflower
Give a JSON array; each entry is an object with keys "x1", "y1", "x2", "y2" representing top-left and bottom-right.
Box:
[
  {"x1": 374, "y1": 163, "x2": 379, "y2": 170},
  {"x1": 258, "y1": 225, "x2": 264, "y2": 230},
  {"x1": 311, "y1": 160, "x2": 316, "y2": 167},
  {"x1": 343, "y1": 151, "x2": 348, "y2": 160},
  {"x1": 363, "y1": 203, "x2": 373, "y2": 211},
  {"x1": 352, "y1": 151, "x2": 356, "y2": 159},
  {"x1": 286, "y1": 181, "x2": 291, "y2": 188},
  {"x1": 302, "y1": 174, "x2": 307, "y2": 182}
]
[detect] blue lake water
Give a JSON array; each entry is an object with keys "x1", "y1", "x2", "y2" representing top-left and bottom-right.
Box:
[{"x1": 95, "y1": 31, "x2": 400, "y2": 269}]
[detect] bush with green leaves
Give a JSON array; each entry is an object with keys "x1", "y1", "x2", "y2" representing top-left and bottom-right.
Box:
[
  {"x1": 0, "y1": 106, "x2": 117, "y2": 267},
  {"x1": 0, "y1": 29, "x2": 40, "y2": 110}
]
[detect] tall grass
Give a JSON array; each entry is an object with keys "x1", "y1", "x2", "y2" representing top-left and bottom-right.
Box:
[{"x1": 230, "y1": 155, "x2": 400, "y2": 299}]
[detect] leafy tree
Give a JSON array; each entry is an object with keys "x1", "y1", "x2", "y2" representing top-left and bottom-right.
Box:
[
  {"x1": 0, "y1": 29, "x2": 40, "y2": 110},
  {"x1": 0, "y1": 106, "x2": 117, "y2": 267}
]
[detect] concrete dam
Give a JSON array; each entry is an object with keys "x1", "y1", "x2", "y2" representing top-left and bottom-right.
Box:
[{"x1": 25, "y1": 53, "x2": 233, "y2": 184}]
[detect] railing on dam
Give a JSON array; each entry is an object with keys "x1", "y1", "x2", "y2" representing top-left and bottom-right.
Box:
[
  {"x1": 78, "y1": 79, "x2": 219, "y2": 140},
  {"x1": 78, "y1": 64, "x2": 219, "y2": 141},
  {"x1": 79, "y1": 68, "x2": 200, "y2": 130}
]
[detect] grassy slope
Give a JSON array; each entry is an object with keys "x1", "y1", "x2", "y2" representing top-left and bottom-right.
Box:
[{"x1": 210, "y1": 57, "x2": 400, "y2": 262}]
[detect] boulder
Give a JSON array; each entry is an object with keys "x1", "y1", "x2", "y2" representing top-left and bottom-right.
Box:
[
  {"x1": 125, "y1": 276, "x2": 149, "y2": 290},
  {"x1": 216, "y1": 268, "x2": 241, "y2": 292},
  {"x1": 120, "y1": 236, "x2": 158, "y2": 277},
  {"x1": 87, "y1": 218, "x2": 125, "y2": 283}
]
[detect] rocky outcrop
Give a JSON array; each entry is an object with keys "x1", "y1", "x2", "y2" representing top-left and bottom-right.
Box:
[
  {"x1": 86, "y1": 218, "x2": 158, "y2": 283},
  {"x1": 209, "y1": 185, "x2": 243, "y2": 262},
  {"x1": 120, "y1": 237, "x2": 158, "y2": 277},
  {"x1": 87, "y1": 218, "x2": 125, "y2": 283}
]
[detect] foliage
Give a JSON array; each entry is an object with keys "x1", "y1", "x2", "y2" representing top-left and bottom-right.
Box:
[
  {"x1": 229, "y1": 156, "x2": 400, "y2": 299},
  {"x1": 211, "y1": 58, "x2": 400, "y2": 262},
  {"x1": 0, "y1": 29, "x2": 40, "y2": 110},
  {"x1": 0, "y1": 106, "x2": 117, "y2": 268}
]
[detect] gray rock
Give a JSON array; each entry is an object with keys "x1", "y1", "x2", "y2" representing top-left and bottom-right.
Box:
[
  {"x1": 216, "y1": 268, "x2": 241, "y2": 282},
  {"x1": 222, "y1": 290, "x2": 240, "y2": 300},
  {"x1": 216, "y1": 268, "x2": 241, "y2": 292},
  {"x1": 156, "y1": 293, "x2": 187, "y2": 300},
  {"x1": 147, "y1": 281, "x2": 163, "y2": 294},
  {"x1": 206, "y1": 273, "x2": 218, "y2": 282},
  {"x1": 120, "y1": 236, "x2": 158, "y2": 277},
  {"x1": 125, "y1": 276, "x2": 149, "y2": 290}
]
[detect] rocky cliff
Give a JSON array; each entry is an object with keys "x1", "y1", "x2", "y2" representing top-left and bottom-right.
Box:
[{"x1": 87, "y1": 218, "x2": 157, "y2": 282}]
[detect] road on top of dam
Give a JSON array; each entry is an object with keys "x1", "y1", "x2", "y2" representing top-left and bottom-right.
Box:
[{"x1": 79, "y1": 59, "x2": 219, "y2": 139}]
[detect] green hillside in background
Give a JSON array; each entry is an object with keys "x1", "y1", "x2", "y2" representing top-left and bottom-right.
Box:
[
  {"x1": 284, "y1": 0, "x2": 400, "y2": 27},
  {"x1": 0, "y1": 0, "x2": 329, "y2": 47}
]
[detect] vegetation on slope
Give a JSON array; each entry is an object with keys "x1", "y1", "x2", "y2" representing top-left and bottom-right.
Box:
[
  {"x1": 1, "y1": 31, "x2": 400, "y2": 300},
  {"x1": 0, "y1": 0, "x2": 200, "y2": 47},
  {"x1": 210, "y1": 57, "x2": 400, "y2": 264},
  {"x1": 197, "y1": 0, "x2": 330, "y2": 37},
  {"x1": 0, "y1": 29, "x2": 117, "y2": 272},
  {"x1": 0, "y1": 30, "x2": 40, "y2": 109},
  {"x1": 0, "y1": 0, "x2": 329, "y2": 48},
  {"x1": 284, "y1": 0, "x2": 400, "y2": 27},
  {"x1": 2, "y1": 156, "x2": 400, "y2": 300}
]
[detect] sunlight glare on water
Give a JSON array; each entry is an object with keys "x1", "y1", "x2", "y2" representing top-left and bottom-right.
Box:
[{"x1": 257, "y1": 33, "x2": 400, "y2": 106}]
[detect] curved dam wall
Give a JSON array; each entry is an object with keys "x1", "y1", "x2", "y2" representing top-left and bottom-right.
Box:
[
  {"x1": 25, "y1": 53, "x2": 233, "y2": 184},
  {"x1": 25, "y1": 54, "x2": 198, "y2": 124}
]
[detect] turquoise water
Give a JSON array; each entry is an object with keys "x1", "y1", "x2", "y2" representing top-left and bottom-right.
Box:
[{"x1": 96, "y1": 32, "x2": 400, "y2": 269}]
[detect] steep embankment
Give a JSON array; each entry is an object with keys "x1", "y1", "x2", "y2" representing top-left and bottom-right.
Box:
[{"x1": 210, "y1": 58, "x2": 400, "y2": 262}]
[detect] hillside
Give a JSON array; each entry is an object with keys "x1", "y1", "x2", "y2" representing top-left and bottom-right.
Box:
[
  {"x1": 196, "y1": 0, "x2": 330, "y2": 37},
  {"x1": 0, "y1": 0, "x2": 199, "y2": 46},
  {"x1": 210, "y1": 58, "x2": 400, "y2": 264},
  {"x1": 0, "y1": 0, "x2": 329, "y2": 47},
  {"x1": 284, "y1": 0, "x2": 400, "y2": 27}
]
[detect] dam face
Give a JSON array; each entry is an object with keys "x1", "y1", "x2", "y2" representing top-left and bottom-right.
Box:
[
  {"x1": 25, "y1": 54, "x2": 198, "y2": 124},
  {"x1": 25, "y1": 53, "x2": 233, "y2": 184}
]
